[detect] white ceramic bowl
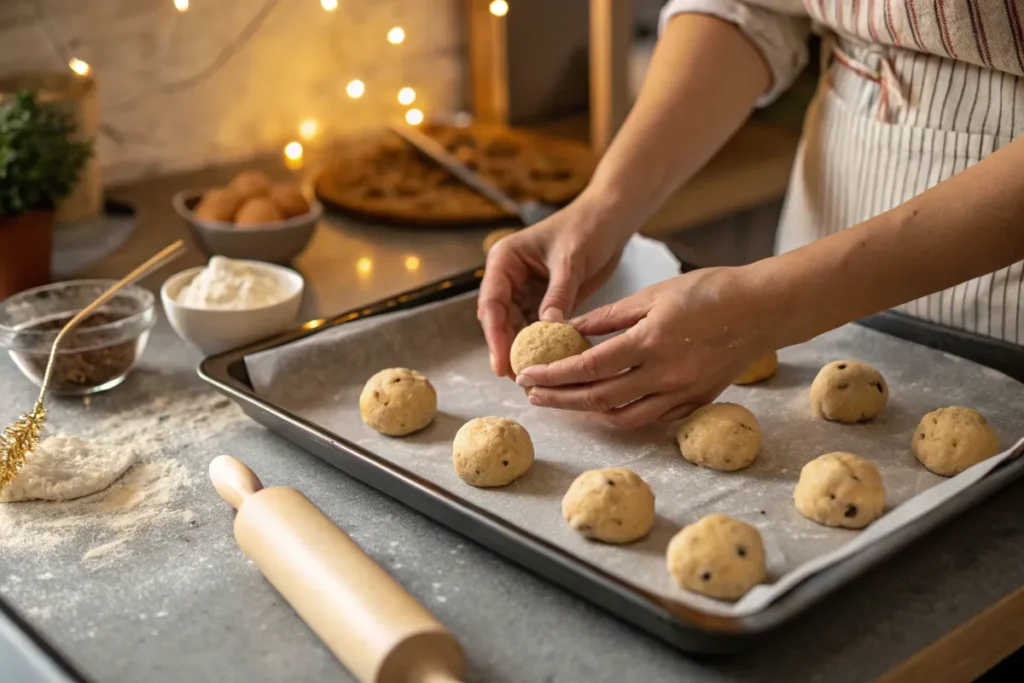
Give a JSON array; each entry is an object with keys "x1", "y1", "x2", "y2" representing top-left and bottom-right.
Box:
[{"x1": 160, "y1": 261, "x2": 304, "y2": 356}]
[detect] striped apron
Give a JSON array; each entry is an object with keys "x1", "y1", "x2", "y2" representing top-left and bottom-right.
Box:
[{"x1": 778, "y1": 5, "x2": 1024, "y2": 346}]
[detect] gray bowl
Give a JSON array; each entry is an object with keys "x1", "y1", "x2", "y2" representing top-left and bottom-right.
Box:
[{"x1": 172, "y1": 188, "x2": 321, "y2": 264}]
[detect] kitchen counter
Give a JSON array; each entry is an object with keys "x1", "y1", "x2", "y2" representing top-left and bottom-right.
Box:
[{"x1": 2, "y1": 161, "x2": 1024, "y2": 683}]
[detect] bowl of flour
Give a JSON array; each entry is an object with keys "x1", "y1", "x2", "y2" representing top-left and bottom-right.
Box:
[{"x1": 160, "y1": 256, "x2": 303, "y2": 355}]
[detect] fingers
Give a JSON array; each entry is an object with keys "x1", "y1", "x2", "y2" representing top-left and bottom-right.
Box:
[
  {"x1": 596, "y1": 393, "x2": 694, "y2": 430},
  {"x1": 517, "y1": 332, "x2": 644, "y2": 388},
  {"x1": 657, "y1": 403, "x2": 700, "y2": 424},
  {"x1": 570, "y1": 293, "x2": 650, "y2": 336},
  {"x1": 526, "y1": 367, "x2": 653, "y2": 412},
  {"x1": 539, "y1": 254, "x2": 578, "y2": 322},
  {"x1": 478, "y1": 257, "x2": 518, "y2": 378}
]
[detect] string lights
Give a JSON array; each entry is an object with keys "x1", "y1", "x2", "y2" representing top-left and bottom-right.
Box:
[
  {"x1": 291, "y1": 1, "x2": 508, "y2": 159},
  {"x1": 386, "y1": 26, "x2": 406, "y2": 45},
  {"x1": 404, "y1": 108, "x2": 424, "y2": 126},
  {"x1": 345, "y1": 79, "x2": 365, "y2": 99},
  {"x1": 397, "y1": 87, "x2": 416, "y2": 105},
  {"x1": 298, "y1": 118, "x2": 319, "y2": 140},
  {"x1": 68, "y1": 58, "x2": 91, "y2": 76},
  {"x1": 283, "y1": 141, "x2": 303, "y2": 169}
]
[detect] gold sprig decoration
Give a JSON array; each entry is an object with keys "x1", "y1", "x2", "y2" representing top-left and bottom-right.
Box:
[{"x1": 0, "y1": 401, "x2": 46, "y2": 490}]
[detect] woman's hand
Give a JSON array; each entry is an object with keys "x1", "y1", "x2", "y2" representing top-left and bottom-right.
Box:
[
  {"x1": 516, "y1": 266, "x2": 782, "y2": 428},
  {"x1": 478, "y1": 194, "x2": 635, "y2": 378}
]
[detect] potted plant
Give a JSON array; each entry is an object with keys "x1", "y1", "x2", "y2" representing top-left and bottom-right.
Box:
[{"x1": 0, "y1": 90, "x2": 92, "y2": 299}]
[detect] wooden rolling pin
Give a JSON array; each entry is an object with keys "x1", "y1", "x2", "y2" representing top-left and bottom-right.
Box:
[{"x1": 209, "y1": 455, "x2": 465, "y2": 683}]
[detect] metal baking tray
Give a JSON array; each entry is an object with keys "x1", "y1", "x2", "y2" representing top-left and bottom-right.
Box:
[{"x1": 199, "y1": 267, "x2": 1024, "y2": 654}]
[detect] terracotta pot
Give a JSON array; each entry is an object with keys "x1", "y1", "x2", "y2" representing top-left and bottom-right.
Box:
[{"x1": 0, "y1": 210, "x2": 54, "y2": 300}]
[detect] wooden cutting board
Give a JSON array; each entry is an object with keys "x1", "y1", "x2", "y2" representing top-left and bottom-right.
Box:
[{"x1": 314, "y1": 122, "x2": 597, "y2": 225}]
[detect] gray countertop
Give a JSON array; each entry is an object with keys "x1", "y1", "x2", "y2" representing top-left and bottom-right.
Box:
[{"x1": 3, "y1": 161, "x2": 1024, "y2": 683}]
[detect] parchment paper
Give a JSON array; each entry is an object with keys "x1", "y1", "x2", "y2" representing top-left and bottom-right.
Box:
[{"x1": 244, "y1": 238, "x2": 1024, "y2": 618}]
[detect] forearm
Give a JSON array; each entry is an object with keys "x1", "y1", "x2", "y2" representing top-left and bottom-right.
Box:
[
  {"x1": 757, "y1": 135, "x2": 1024, "y2": 348},
  {"x1": 581, "y1": 13, "x2": 770, "y2": 240}
]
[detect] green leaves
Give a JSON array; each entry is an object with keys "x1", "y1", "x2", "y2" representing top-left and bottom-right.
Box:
[{"x1": 0, "y1": 90, "x2": 94, "y2": 217}]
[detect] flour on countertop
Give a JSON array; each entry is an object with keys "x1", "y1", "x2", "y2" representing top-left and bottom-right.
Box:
[
  {"x1": 0, "y1": 391, "x2": 245, "y2": 565},
  {"x1": 0, "y1": 436, "x2": 136, "y2": 503},
  {"x1": 177, "y1": 255, "x2": 289, "y2": 310}
]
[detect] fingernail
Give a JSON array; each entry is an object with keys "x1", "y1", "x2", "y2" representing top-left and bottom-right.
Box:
[
  {"x1": 528, "y1": 392, "x2": 542, "y2": 406},
  {"x1": 489, "y1": 352, "x2": 498, "y2": 374},
  {"x1": 517, "y1": 375, "x2": 536, "y2": 388},
  {"x1": 541, "y1": 308, "x2": 564, "y2": 323}
]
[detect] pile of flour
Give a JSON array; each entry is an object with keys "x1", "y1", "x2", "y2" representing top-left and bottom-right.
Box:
[
  {"x1": 177, "y1": 255, "x2": 289, "y2": 310},
  {"x1": 0, "y1": 436, "x2": 136, "y2": 503},
  {"x1": 0, "y1": 390, "x2": 244, "y2": 565}
]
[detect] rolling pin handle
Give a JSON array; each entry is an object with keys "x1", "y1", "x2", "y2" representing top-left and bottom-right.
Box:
[{"x1": 209, "y1": 455, "x2": 265, "y2": 510}]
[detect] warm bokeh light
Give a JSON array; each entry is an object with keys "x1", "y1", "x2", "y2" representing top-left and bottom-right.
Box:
[
  {"x1": 174, "y1": 0, "x2": 189, "y2": 11},
  {"x1": 68, "y1": 58, "x2": 91, "y2": 76},
  {"x1": 346, "y1": 79, "x2": 365, "y2": 98},
  {"x1": 356, "y1": 257, "x2": 373, "y2": 275},
  {"x1": 489, "y1": 0, "x2": 509, "y2": 17},
  {"x1": 387, "y1": 26, "x2": 405, "y2": 45},
  {"x1": 404, "y1": 255, "x2": 421, "y2": 271},
  {"x1": 321, "y1": 0, "x2": 338, "y2": 10},
  {"x1": 283, "y1": 141, "x2": 303, "y2": 169},
  {"x1": 397, "y1": 87, "x2": 416, "y2": 105},
  {"x1": 405, "y1": 108, "x2": 424, "y2": 125},
  {"x1": 298, "y1": 118, "x2": 319, "y2": 140}
]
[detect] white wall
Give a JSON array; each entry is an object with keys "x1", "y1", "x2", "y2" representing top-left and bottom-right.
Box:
[{"x1": 0, "y1": 0, "x2": 467, "y2": 184}]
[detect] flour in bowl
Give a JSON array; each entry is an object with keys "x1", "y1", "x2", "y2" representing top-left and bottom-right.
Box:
[{"x1": 177, "y1": 256, "x2": 289, "y2": 310}]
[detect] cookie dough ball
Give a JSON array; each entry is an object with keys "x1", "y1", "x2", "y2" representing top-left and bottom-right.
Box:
[
  {"x1": 676, "y1": 403, "x2": 762, "y2": 472},
  {"x1": 268, "y1": 184, "x2": 311, "y2": 218},
  {"x1": 734, "y1": 351, "x2": 778, "y2": 385},
  {"x1": 229, "y1": 170, "x2": 273, "y2": 200},
  {"x1": 912, "y1": 407, "x2": 1000, "y2": 477},
  {"x1": 794, "y1": 452, "x2": 885, "y2": 529},
  {"x1": 452, "y1": 417, "x2": 534, "y2": 487},
  {"x1": 510, "y1": 322, "x2": 591, "y2": 376},
  {"x1": 482, "y1": 228, "x2": 519, "y2": 255},
  {"x1": 235, "y1": 197, "x2": 284, "y2": 226},
  {"x1": 193, "y1": 187, "x2": 242, "y2": 222},
  {"x1": 809, "y1": 360, "x2": 888, "y2": 423},
  {"x1": 562, "y1": 468, "x2": 655, "y2": 544},
  {"x1": 666, "y1": 514, "x2": 766, "y2": 601},
  {"x1": 359, "y1": 368, "x2": 437, "y2": 436}
]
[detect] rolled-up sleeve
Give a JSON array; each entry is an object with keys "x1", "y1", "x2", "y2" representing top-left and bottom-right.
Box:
[{"x1": 659, "y1": 0, "x2": 810, "y2": 106}]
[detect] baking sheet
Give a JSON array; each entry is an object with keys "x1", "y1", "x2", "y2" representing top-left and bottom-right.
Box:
[{"x1": 244, "y1": 239, "x2": 1024, "y2": 619}]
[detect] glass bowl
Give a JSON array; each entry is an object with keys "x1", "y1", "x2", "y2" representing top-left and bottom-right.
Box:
[{"x1": 0, "y1": 280, "x2": 156, "y2": 396}]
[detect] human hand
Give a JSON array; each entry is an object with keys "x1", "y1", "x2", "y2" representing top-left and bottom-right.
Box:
[
  {"x1": 516, "y1": 266, "x2": 779, "y2": 428},
  {"x1": 477, "y1": 195, "x2": 635, "y2": 378}
]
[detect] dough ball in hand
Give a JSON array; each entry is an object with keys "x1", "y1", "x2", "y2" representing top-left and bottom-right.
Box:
[
  {"x1": 733, "y1": 351, "x2": 778, "y2": 385},
  {"x1": 794, "y1": 452, "x2": 885, "y2": 529},
  {"x1": 676, "y1": 403, "x2": 761, "y2": 472},
  {"x1": 666, "y1": 514, "x2": 766, "y2": 601},
  {"x1": 482, "y1": 228, "x2": 518, "y2": 255},
  {"x1": 235, "y1": 197, "x2": 284, "y2": 226},
  {"x1": 452, "y1": 417, "x2": 534, "y2": 487},
  {"x1": 360, "y1": 368, "x2": 437, "y2": 436},
  {"x1": 194, "y1": 187, "x2": 243, "y2": 222},
  {"x1": 561, "y1": 467, "x2": 655, "y2": 544},
  {"x1": 510, "y1": 322, "x2": 591, "y2": 376},
  {"x1": 912, "y1": 407, "x2": 1000, "y2": 476},
  {"x1": 809, "y1": 360, "x2": 888, "y2": 423},
  {"x1": 269, "y1": 184, "x2": 311, "y2": 218},
  {"x1": 229, "y1": 170, "x2": 273, "y2": 200}
]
